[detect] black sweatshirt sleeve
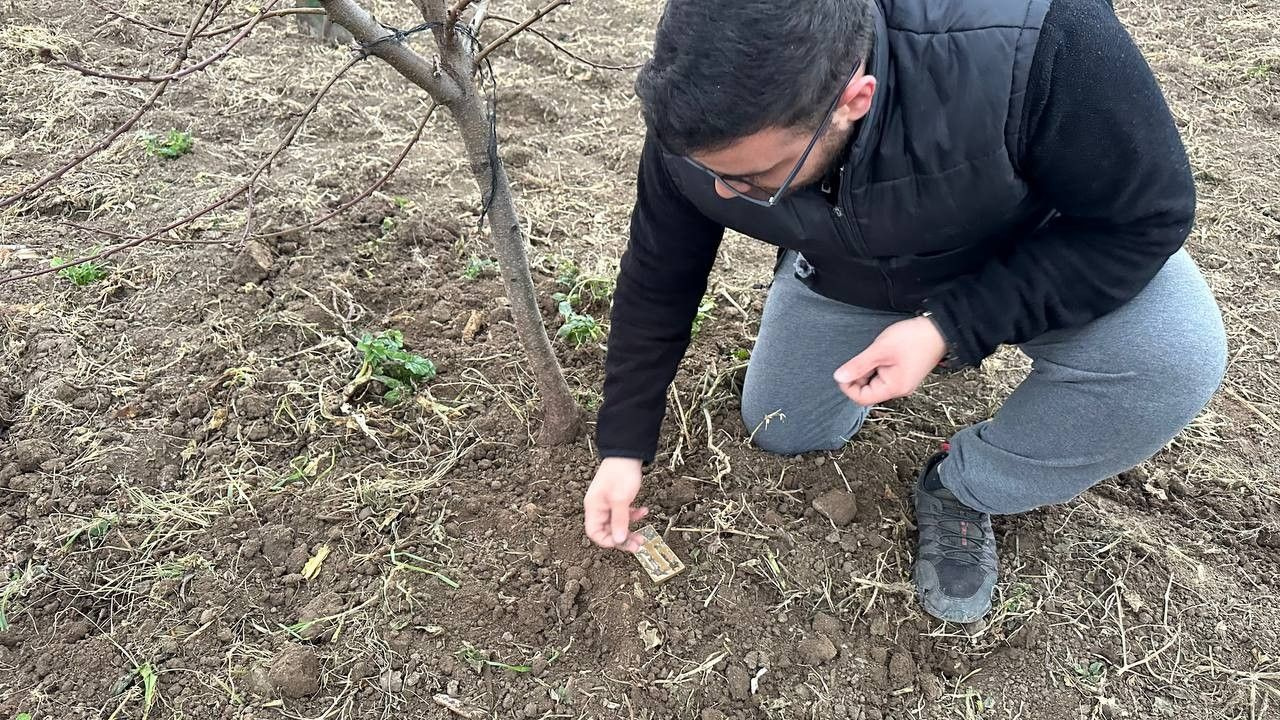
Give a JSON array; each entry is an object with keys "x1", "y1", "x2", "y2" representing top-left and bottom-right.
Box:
[
  {"x1": 921, "y1": 0, "x2": 1196, "y2": 366},
  {"x1": 595, "y1": 137, "x2": 725, "y2": 462}
]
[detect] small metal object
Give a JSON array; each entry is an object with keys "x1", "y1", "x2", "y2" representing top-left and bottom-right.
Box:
[{"x1": 632, "y1": 525, "x2": 686, "y2": 583}]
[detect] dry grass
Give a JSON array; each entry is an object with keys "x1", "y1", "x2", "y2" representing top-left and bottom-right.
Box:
[{"x1": 0, "y1": 0, "x2": 1277, "y2": 718}]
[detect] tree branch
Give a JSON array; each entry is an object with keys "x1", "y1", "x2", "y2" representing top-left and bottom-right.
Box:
[
  {"x1": 0, "y1": 0, "x2": 217, "y2": 212},
  {"x1": 57, "y1": 3, "x2": 277, "y2": 84},
  {"x1": 475, "y1": 0, "x2": 570, "y2": 65},
  {"x1": 256, "y1": 102, "x2": 440, "y2": 239},
  {"x1": 0, "y1": 56, "x2": 363, "y2": 286},
  {"x1": 320, "y1": 0, "x2": 461, "y2": 103},
  {"x1": 486, "y1": 14, "x2": 645, "y2": 71},
  {"x1": 90, "y1": 1, "x2": 324, "y2": 39}
]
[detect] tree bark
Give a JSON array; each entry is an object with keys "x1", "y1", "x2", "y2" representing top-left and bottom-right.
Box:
[
  {"x1": 319, "y1": 0, "x2": 581, "y2": 444},
  {"x1": 448, "y1": 90, "x2": 582, "y2": 445}
]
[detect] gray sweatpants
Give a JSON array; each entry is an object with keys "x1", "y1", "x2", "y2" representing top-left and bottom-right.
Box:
[{"x1": 741, "y1": 250, "x2": 1227, "y2": 516}]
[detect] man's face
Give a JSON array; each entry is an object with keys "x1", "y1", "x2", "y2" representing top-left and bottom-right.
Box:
[{"x1": 689, "y1": 69, "x2": 877, "y2": 203}]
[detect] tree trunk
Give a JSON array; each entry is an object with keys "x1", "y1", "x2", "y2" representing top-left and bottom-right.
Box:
[
  {"x1": 318, "y1": 0, "x2": 581, "y2": 445},
  {"x1": 447, "y1": 89, "x2": 582, "y2": 445}
]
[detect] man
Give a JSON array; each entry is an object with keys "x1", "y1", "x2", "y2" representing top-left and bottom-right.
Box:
[{"x1": 582, "y1": 0, "x2": 1227, "y2": 623}]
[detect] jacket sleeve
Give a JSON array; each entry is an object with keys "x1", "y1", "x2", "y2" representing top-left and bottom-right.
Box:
[
  {"x1": 595, "y1": 136, "x2": 725, "y2": 463},
  {"x1": 921, "y1": 0, "x2": 1196, "y2": 367}
]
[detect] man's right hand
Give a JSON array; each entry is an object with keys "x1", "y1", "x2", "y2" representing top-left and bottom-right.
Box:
[{"x1": 583, "y1": 457, "x2": 648, "y2": 552}]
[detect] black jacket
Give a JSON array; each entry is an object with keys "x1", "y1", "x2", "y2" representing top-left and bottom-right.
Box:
[{"x1": 597, "y1": 0, "x2": 1196, "y2": 463}]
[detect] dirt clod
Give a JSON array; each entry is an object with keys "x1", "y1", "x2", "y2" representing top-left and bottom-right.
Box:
[
  {"x1": 812, "y1": 490, "x2": 858, "y2": 527},
  {"x1": 887, "y1": 651, "x2": 916, "y2": 686},
  {"x1": 268, "y1": 644, "x2": 321, "y2": 698},
  {"x1": 797, "y1": 634, "x2": 839, "y2": 666},
  {"x1": 726, "y1": 664, "x2": 752, "y2": 700}
]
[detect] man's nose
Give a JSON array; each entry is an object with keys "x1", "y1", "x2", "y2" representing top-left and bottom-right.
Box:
[{"x1": 715, "y1": 178, "x2": 749, "y2": 200}]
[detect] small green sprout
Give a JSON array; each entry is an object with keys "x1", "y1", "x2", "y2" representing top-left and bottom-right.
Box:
[
  {"x1": 691, "y1": 296, "x2": 716, "y2": 335},
  {"x1": 356, "y1": 330, "x2": 436, "y2": 404},
  {"x1": 1073, "y1": 659, "x2": 1106, "y2": 683},
  {"x1": 144, "y1": 129, "x2": 194, "y2": 159},
  {"x1": 63, "y1": 513, "x2": 115, "y2": 550},
  {"x1": 462, "y1": 256, "x2": 499, "y2": 280},
  {"x1": 51, "y1": 255, "x2": 108, "y2": 286},
  {"x1": 555, "y1": 259, "x2": 580, "y2": 288},
  {"x1": 553, "y1": 293, "x2": 603, "y2": 347}
]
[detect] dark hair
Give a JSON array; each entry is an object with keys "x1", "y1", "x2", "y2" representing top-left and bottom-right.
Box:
[{"x1": 636, "y1": 0, "x2": 875, "y2": 155}]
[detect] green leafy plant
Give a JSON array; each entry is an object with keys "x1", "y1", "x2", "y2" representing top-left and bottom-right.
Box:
[
  {"x1": 462, "y1": 256, "x2": 499, "y2": 280},
  {"x1": 1073, "y1": 659, "x2": 1106, "y2": 683},
  {"x1": 731, "y1": 347, "x2": 751, "y2": 362},
  {"x1": 144, "y1": 129, "x2": 194, "y2": 159},
  {"x1": 50, "y1": 255, "x2": 107, "y2": 286},
  {"x1": 379, "y1": 216, "x2": 397, "y2": 238},
  {"x1": 15, "y1": 714, "x2": 33, "y2": 720},
  {"x1": 691, "y1": 296, "x2": 716, "y2": 335},
  {"x1": 356, "y1": 330, "x2": 437, "y2": 404},
  {"x1": 554, "y1": 259, "x2": 613, "y2": 308},
  {"x1": 553, "y1": 293, "x2": 603, "y2": 347},
  {"x1": 63, "y1": 513, "x2": 115, "y2": 550}
]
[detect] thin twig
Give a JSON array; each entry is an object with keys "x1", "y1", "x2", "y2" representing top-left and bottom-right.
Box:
[
  {"x1": 0, "y1": 0, "x2": 217, "y2": 212},
  {"x1": 0, "y1": 56, "x2": 363, "y2": 286},
  {"x1": 256, "y1": 102, "x2": 441, "y2": 240},
  {"x1": 58, "y1": 220, "x2": 238, "y2": 245},
  {"x1": 57, "y1": 3, "x2": 278, "y2": 84},
  {"x1": 474, "y1": 0, "x2": 570, "y2": 65},
  {"x1": 91, "y1": 1, "x2": 325, "y2": 39},
  {"x1": 447, "y1": 0, "x2": 478, "y2": 26},
  {"x1": 487, "y1": 14, "x2": 646, "y2": 70}
]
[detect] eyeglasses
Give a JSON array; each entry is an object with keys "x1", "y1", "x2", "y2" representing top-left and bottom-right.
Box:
[{"x1": 681, "y1": 62, "x2": 862, "y2": 207}]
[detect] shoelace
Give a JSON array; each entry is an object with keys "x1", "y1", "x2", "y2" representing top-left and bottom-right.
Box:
[{"x1": 921, "y1": 491, "x2": 989, "y2": 565}]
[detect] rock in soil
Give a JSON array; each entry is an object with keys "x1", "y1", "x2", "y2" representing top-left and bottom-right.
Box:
[
  {"x1": 797, "y1": 634, "x2": 839, "y2": 666},
  {"x1": 296, "y1": 590, "x2": 344, "y2": 640},
  {"x1": 812, "y1": 612, "x2": 843, "y2": 637},
  {"x1": 726, "y1": 663, "x2": 752, "y2": 700},
  {"x1": 888, "y1": 650, "x2": 917, "y2": 686},
  {"x1": 268, "y1": 644, "x2": 321, "y2": 698},
  {"x1": 812, "y1": 490, "x2": 858, "y2": 527}
]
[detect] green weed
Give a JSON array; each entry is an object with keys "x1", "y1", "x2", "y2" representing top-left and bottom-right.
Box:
[
  {"x1": 462, "y1": 256, "x2": 498, "y2": 280},
  {"x1": 691, "y1": 296, "x2": 716, "y2": 335},
  {"x1": 1247, "y1": 61, "x2": 1275, "y2": 79},
  {"x1": 50, "y1": 255, "x2": 107, "y2": 286},
  {"x1": 62, "y1": 513, "x2": 116, "y2": 550},
  {"x1": 553, "y1": 293, "x2": 603, "y2": 347},
  {"x1": 144, "y1": 129, "x2": 194, "y2": 159},
  {"x1": 1073, "y1": 659, "x2": 1106, "y2": 684},
  {"x1": 356, "y1": 330, "x2": 436, "y2": 404}
]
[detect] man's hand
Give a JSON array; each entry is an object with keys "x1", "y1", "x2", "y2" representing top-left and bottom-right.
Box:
[
  {"x1": 584, "y1": 457, "x2": 649, "y2": 552},
  {"x1": 834, "y1": 316, "x2": 948, "y2": 407}
]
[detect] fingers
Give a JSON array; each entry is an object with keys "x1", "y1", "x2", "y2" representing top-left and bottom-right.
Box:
[
  {"x1": 850, "y1": 371, "x2": 898, "y2": 407},
  {"x1": 834, "y1": 347, "x2": 881, "y2": 386},
  {"x1": 609, "y1": 498, "x2": 633, "y2": 546},
  {"x1": 584, "y1": 501, "x2": 614, "y2": 549}
]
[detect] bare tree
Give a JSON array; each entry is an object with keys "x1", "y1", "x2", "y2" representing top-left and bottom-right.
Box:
[{"x1": 0, "y1": 0, "x2": 587, "y2": 445}]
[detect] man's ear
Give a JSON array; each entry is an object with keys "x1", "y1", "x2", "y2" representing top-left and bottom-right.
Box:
[{"x1": 834, "y1": 75, "x2": 877, "y2": 125}]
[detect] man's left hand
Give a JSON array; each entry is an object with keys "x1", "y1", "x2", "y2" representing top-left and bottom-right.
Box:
[{"x1": 834, "y1": 316, "x2": 948, "y2": 406}]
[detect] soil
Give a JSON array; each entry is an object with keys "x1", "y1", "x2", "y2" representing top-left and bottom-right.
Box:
[{"x1": 1, "y1": 0, "x2": 1279, "y2": 719}]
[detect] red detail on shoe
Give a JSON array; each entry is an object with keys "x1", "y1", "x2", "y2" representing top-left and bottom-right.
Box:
[{"x1": 941, "y1": 442, "x2": 951, "y2": 453}]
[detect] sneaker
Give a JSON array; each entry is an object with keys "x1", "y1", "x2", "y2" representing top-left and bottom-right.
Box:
[{"x1": 913, "y1": 450, "x2": 997, "y2": 623}]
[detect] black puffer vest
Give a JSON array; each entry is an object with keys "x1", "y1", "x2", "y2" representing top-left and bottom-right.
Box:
[{"x1": 663, "y1": 0, "x2": 1055, "y2": 311}]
